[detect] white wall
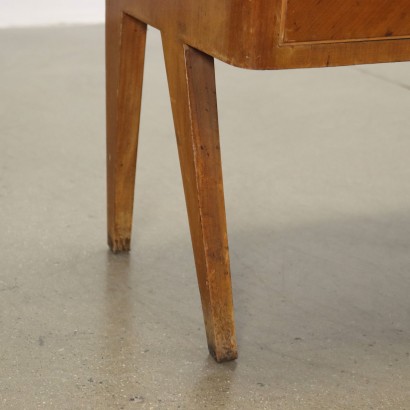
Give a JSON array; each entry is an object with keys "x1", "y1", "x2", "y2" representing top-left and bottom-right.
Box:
[{"x1": 0, "y1": 0, "x2": 104, "y2": 28}]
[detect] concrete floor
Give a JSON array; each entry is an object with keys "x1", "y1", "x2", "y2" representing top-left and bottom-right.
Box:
[{"x1": 1, "y1": 25, "x2": 410, "y2": 409}]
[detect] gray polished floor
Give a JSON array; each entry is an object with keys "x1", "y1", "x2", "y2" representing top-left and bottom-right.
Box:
[{"x1": 1, "y1": 25, "x2": 410, "y2": 409}]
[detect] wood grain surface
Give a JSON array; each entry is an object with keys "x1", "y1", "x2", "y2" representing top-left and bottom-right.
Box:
[
  {"x1": 162, "y1": 35, "x2": 237, "y2": 362},
  {"x1": 282, "y1": 0, "x2": 410, "y2": 44},
  {"x1": 106, "y1": 0, "x2": 410, "y2": 361},
  {"x1": 106, "y1": 8, "x2": 146, "y2": 252},
  {"x1": 115, "y1": 0, "x2": 410, "y2": 69}
]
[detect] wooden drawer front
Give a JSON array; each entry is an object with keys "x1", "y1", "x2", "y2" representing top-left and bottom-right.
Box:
[{"x1": 282, "y1": 0, "x2": 410, "y2": 44}]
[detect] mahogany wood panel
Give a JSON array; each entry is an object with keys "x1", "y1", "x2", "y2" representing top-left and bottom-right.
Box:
[{"x1": 282, "y1": 0, "x2": 410, "y2": 44}]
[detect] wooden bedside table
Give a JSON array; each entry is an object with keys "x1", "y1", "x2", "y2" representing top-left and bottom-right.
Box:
[{"x1": 105, "y1": 0, "x2": 410, "y2": 362}]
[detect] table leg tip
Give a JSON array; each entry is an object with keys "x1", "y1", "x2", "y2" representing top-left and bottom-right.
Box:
[
  {"x1": 108, "y1": 235, "x2": 131, "y2": 253},
  {"x1": 209, "y1": 345, "x2": 238, "y2": 363}
]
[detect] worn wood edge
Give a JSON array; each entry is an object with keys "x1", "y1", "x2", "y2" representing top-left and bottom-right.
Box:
[
  {"x1": 208, "y1": 343, "x2": 238, "y2": 363},
  {"x1": 108, "y1": 235, "x2": 131, "y2": 253}
]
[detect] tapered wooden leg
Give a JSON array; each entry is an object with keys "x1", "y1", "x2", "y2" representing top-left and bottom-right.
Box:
[
  {"x1": 162, "y1": 35, "x2": 238, "y2": 362},
  {"x1": 106, "y1": 10, "x2": 146, "y2": 253}
]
